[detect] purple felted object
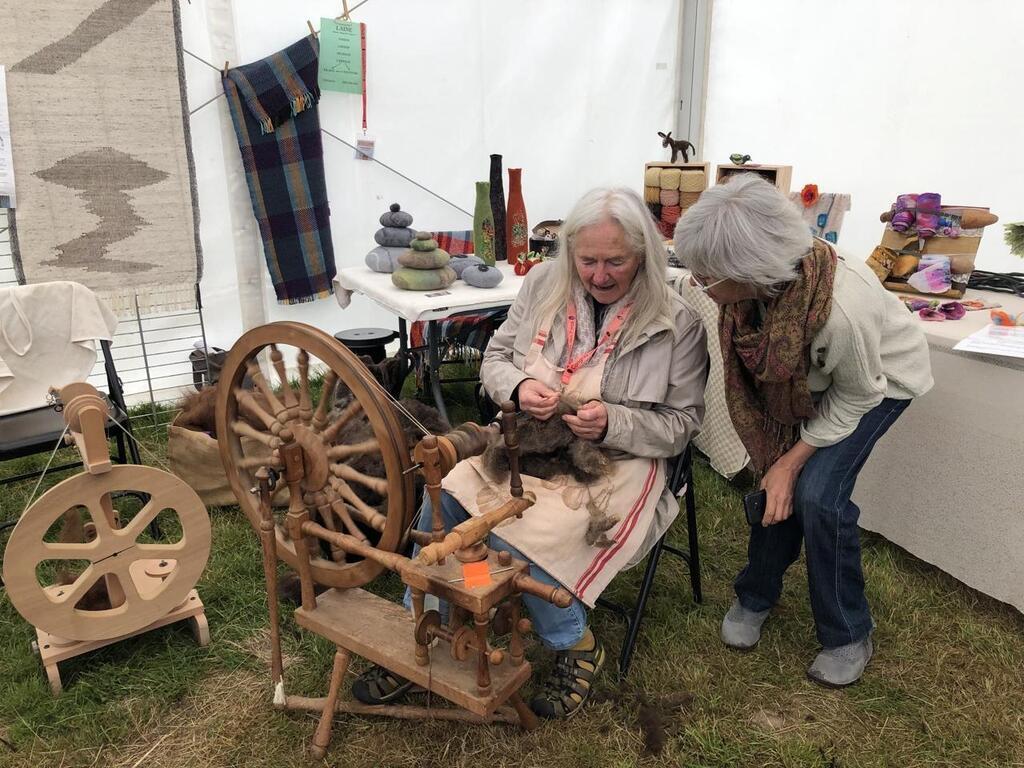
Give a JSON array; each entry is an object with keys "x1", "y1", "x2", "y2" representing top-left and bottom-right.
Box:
[
  {"x1": 919, "y1": 307, "x2": 945, "y2": 321},
  {"x1": 917, "y1": 192, "x2": 942, "y2": 213},
  {"x1": 939, "y1": 301, "x2": 966, "y2": 320},
  {"x1": 908, "y1": 259, "x2": 952, "y2": 294},
  {"x1": 916, "y1": 212, "x2": 939, "y2": 238},
  {"x1": 907, "y1": 298, "x2": 931, "y2": 311},
  {"x1": 891, "y1": 194, "x2": 918, "y2": 232}
]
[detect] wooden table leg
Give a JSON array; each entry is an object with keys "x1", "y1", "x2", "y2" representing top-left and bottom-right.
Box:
[{"x1": 508, "y1": 691, "x2": 539, "y2": 731}]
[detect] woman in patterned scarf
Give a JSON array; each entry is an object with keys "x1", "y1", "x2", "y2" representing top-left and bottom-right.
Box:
[{"x1": 674, "y1": 174, "x2": 933, "y2": 687}]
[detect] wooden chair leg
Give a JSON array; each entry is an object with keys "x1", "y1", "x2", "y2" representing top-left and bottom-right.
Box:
[{"x1": 310, "y1": 647, "x2": 350, "y2": 759}]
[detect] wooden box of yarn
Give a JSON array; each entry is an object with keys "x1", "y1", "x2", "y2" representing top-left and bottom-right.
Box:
[
  {"x1": 643, "y1": 162, "x2": 710, "y2": 241},
  {"x1": 715, "y1": 163, "x2": 792, "y2": 195},
  {"x1": 878, "y1": 207, "x2": 988, "y2": 300}
]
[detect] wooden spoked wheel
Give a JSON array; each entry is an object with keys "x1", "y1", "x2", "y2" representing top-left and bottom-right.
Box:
[
  {"x1": 2, "y1": 465, "x2": 211, "y2": 643},
  {"x1": 215, "y1": 321, "x2": 415, "y2": 589}
]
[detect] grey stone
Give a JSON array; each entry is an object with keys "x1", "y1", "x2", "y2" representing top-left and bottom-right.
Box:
[
  {"x1": 374, "y1": 226, "x2": 415, "y2": 248},
  {"x1": 364, "y1": 246, "x2": 404, "y2": 273},
  {"x1": 462, "y1": 264, "x2": 503, "y2": 288},
  {"x1": 449, "y1": 255, "x2": 484, "y2": 277}
]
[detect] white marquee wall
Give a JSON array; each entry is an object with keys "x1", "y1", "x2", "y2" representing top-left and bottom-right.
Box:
[
  {"x1": 701, "y1": 0, "x2": 1024, "y2": 273},
  {"x1": 180, "y1": 0, "x2": 684, "y2": 349}
]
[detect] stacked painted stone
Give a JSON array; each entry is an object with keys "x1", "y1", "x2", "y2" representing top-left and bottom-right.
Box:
[
  {"x1": 391, "y1": 231, "x2": 457, "y2": 290},
  {"x1": 365, "y1": 203, "x2": 415, "y2": 273}
]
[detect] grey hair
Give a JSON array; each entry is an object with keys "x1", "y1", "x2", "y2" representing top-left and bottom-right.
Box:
[
  {"x1": 531, "y1": 187, "x2": 675, "y2": 351},
  {"x1": 673, "y1": 173, "x2": 812, "y2": 293}
]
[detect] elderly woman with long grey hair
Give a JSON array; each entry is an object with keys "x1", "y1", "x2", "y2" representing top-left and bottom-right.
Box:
[
  {"x1": 351, "y1": 187, "x2": 708, "y2": 718},
  {"x1": 674, "y1": 174, "x2": 932, "y2": 686}
]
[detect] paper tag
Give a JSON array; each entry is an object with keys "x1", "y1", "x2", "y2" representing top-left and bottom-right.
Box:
[
  {"x1": 354, "y1": 135, "x2": 375, "y2": 160},
  {"x1": 462, "y1": 561, "x2": 492, "y2": 589}
]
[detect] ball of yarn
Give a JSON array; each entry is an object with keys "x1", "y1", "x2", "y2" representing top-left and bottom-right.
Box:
[
  {"x1": 449, "y1": 255, "x2": 484, "y2": 277},
  {"x1": 462, "y1": 264, "x2": 503, "y2": 288},
  {"x1": 391, "y1": 266, "x2": 457, "y2": 291}
]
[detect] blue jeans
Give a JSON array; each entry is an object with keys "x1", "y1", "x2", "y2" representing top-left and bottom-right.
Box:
[
  {"x1": 734, "y1": 397, "x2": 911, "y2": 648},
  {"x1": 403, "y1": 490, "x2": 588, "y2": 651}
]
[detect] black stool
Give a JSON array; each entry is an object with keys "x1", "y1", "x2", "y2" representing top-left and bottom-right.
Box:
[{"x1": 333, "y1": 328, "x2": 399, "y2": 363}]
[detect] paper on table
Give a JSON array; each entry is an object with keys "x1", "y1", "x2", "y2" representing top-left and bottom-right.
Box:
[
  {"x1": 0, "y1": 65, "x2": 16, "y2": 208},
  {"x1": 952, "y1": 324, "x2": 1024, "y2": 359}
]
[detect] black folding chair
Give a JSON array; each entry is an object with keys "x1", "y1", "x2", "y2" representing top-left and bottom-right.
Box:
[
  {"x1": 596, "y1": 443, "x2": 702, "y2": 676},
  {"x1": 0, "y1": 340, "x2": 142, "y2": 487}
]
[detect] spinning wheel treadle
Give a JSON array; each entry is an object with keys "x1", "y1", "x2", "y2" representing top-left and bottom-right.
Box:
[
  {"x1": 215, "y1": 322, "x2": 415, "y2": 589},
  {"x1": 4, "y1": 466, "x2": 210, "y2": 644}
]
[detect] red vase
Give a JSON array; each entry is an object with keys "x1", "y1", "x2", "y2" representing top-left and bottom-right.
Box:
[{"x1": 506, "y1": 168, "x2": 528, "y2": 265}]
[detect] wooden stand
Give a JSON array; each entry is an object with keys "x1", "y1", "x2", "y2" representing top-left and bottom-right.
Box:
[
  {"x1": 715, "y1": 162, "x2": 792, "y2": 194},
  {"x1": 33, "y1": 587, "x2": 209, "y2": 695}
]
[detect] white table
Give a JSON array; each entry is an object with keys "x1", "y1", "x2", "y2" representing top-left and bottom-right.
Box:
[
  {"x1": 334, "y1": 263, "x2": 525, "y2": 421},
  {"x1": 853, "y1": 288, "x2": 1024, "y2": 614}
]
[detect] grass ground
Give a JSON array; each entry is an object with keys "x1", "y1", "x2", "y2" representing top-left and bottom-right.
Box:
[{"x1": 1, "y1": 386, "x2": 1022, "y2": 768}]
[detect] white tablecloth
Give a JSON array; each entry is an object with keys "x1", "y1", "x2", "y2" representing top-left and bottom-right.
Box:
[{"x1": 334, "y1": 262, "x2": 524, "y2": 322}]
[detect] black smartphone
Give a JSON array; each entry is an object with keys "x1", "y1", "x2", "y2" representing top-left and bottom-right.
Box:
[{"x1": 742, "y1": 489, "x2": 767, "y2": 526}]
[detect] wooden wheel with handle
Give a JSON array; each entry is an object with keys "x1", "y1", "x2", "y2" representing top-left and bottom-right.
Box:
[
  {"x1": 2, "y1": 465, "x2": 211, "y2": 643},
  {"x1": 215, "y1": 321, "x2": 415, "y2": 589}
]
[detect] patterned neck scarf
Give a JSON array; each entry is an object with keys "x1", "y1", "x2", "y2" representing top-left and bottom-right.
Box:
[{"x1": 719, "y1": 239, "x2": 837, "y2": 475}]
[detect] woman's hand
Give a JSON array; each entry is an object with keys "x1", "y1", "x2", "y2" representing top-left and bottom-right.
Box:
[
  {"x1": 517, "y1": 379, "x2": 560, "y2": 421},
  {"x1": 759, "y1": 440, "x2": 817, "y2": 525},
  {"x1": 563, "y1": 400, "x2": 608, "y2": 441}
]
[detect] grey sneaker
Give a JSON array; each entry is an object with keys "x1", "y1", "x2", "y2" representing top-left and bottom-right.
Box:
[
  {"x1": 807, "y1": 635, "x2": 874, "y2": 688},
  {"x1": 720, "y1": 599, "x2": 770, "y2": 651}
]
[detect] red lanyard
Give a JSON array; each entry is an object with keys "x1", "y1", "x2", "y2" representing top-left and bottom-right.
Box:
[
  {"x1": 359, "y1": 22, "x2": 368, "y2": 132},
  {"x1": 561, "y1": 301, "x2": 633, "y2": 385}
]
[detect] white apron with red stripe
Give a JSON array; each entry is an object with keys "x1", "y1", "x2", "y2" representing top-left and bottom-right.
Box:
[{"x1": 442, "y1": 303, "x2": 664, "y2": 607}]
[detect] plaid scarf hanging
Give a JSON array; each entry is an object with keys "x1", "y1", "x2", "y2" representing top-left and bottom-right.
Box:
[{"x1": 222, "y1": 35, "x2": 336, "y2": 304}]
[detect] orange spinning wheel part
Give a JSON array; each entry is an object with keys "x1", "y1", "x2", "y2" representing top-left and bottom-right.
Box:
[
  {"x1": 2, "y1": 465, "x2": 211, "y2": 643},
  {"x1": 215, "y1": 321, "x2": 415, "y2": 589}
]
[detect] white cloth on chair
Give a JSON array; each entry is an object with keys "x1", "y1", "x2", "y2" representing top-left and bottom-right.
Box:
[{"x1": 0, "y1": 282, "x2": 118, "y2": 415}]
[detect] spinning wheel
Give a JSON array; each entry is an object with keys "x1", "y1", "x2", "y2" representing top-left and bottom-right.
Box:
[
  {"x1": 215, "y1": 321, "x2": 415, "y2": 588},
  {"x1": 3, "y1": 465, "x2": 210, "y2": 643}
]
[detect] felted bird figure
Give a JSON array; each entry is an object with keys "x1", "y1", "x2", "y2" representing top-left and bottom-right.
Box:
[{"x1": 729, "y1": 153, "x2": 752, "y2": 165}]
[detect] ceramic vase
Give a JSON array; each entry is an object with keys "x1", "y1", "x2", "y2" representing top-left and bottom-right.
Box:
[
  {"x1": 488, "y1": 154, "x2": 507, "y2": 262},
  {"x1": 506, "y1": 168, "x2": 528, "y2": 266},
  {"x1": 473, "y1": 181, "x2": 496, "y2": 266}
]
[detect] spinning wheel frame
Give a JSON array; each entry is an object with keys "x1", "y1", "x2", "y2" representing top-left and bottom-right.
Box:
[
  {"x1": 215, "y1": 321, "x2": 415, "y2": 589},
  {"x1": 2, "y1": 465, "x2": 211, "y2": 643}
]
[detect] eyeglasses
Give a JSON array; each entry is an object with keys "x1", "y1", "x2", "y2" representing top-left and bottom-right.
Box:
[{"x1": 689, "y1": 273, "x2": 726, "y2": 294}]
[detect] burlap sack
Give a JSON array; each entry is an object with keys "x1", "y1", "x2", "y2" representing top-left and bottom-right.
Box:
[{"x1": 167, "y1": 423, "x2": 285, "y2": 507}]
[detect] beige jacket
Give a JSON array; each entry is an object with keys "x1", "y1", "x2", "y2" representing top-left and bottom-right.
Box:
[
  {"x1": 480, "y1": 262, "x2": 709, "y2": 553},
  {"x1": 802, "y1": 253, "x2": 933, "y2": 447}
]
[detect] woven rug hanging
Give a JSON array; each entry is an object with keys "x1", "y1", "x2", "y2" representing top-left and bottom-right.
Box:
[
  {"x1": 222, "y1": 35, "x2": 336, "y2": 305},
  {"x1": 0, "y1": 0, "x2": 202, "y2": 316}
]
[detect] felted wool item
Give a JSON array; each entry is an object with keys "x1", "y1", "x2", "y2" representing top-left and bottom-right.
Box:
[
  {"x1": 364, "y1": 246, "x2": 404, "y2": 273},
  {"x1": 865, "y1": 246, "x2": 897, "y2": 281},
  {"x1": 375, "y1": 227, "x2": 416, "y2": 248},
  {"x1": 661, "y1": 205, "x2": 682, "y2": 225},
  {"x1": 391, "y1": 266, "x2": 456, "y2": 291},
  {"x1": 399, "y1": 248, "x2": 451, "y2": 269},
  {"x1": 660, "y1": 189, "x2": 680, "y2": 207},
  {"x1": 462, "y1": 264, "x2": 503, "y2": 288},
  {"x1": 410, "y1": 233, "x2": 440, "y2": 252},
  {"x1": 644, "y1": 167, "x2": 662, "y2": 187},
  {"x1": 449, "y1": 255, "x2": 484, "y2": 277},
  {"x1": 892, "y1": 254, "x2": 920, "y2": 278},
  {"x1": 660, "y1": 168, "x2": 682, "y2": 189},
  {"x1": 380, "y1": 203, "x2": 413, "y2": 228},
  {"x1": 679, "y1": 171, "x2": 706, "y2": 193},
  {"x1": 644, "y1": 186, "x2": 661, "y2": 204}
]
